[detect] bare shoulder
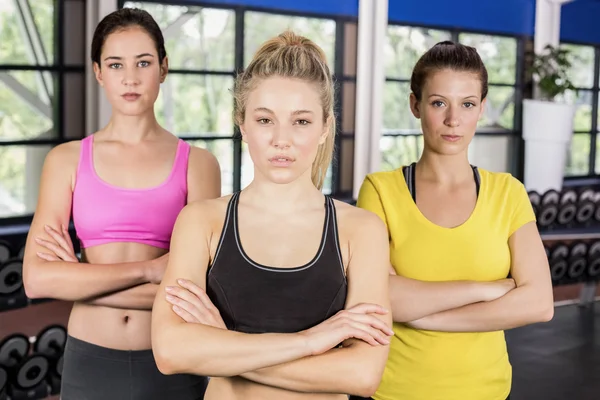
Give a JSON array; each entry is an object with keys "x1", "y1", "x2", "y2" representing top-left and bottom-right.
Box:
[
  {"x1": 178, "y1": 194, "x2": 234, "y2": 228},
  {"x1": 45, "y1": 140, "x2": 81, "y2": 167},
  {"x1": 332, "y1": 199, "x2": 387, "y2": 239},
  {"x1": 188, "y1": 144, "x2": 221, "y2": 171}
]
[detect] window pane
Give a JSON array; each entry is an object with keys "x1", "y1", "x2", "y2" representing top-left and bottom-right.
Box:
[
  {"x1": 0, "y1": 0, "x2": 55, "y2": 65},
  {"x1": 380, "y1": 135, "x2": 423, "y2": 172},
  {"x1": 0, "y1": 71, "x2": 55, "y2": 141},
  {"x1": 245, "y1": 12, "x2": 336, "y2": 70},
  {"x1": 596, "y1": 135, "x2": 600, "y2": 174},
  {"x1": 565, "y1": 133, "x2": 591, "y2": 176},
  {"x1": 459, "y1": 33, "x2": 516, "y2": 85},
  {"x1": 468, "y1": 135, "x2": 513, "y2": 173},
  {"x1": 562, "y1": 44, "x2": 595, "y2": 89},
  {"x1": 385, "y1": 26, "x2": 450, "y2": 80},
  {"x1": 186, "y1": 139, "x2": 233, "y2": 195},
  {"x1": 564, "y1": 89, "x2": 593, "y2": 132},
  {"x1": 0, "y1": 145, "x2": 53, "y2": 217},
  {"x1": 156, "y1": 74, "x2": 234, "y2": 137},
  {"x1": 479, "y1": 86, "x2": 514, "y2": 131},
  {"x1": 383, "y1": 82, "x2": 420, "y2": 134},
  {"x1": 242, "y1": 141, "x2": 333, "y2": 194},
  {"x1": 124, "y1": 2, "x2": 235, "y2": 71}
]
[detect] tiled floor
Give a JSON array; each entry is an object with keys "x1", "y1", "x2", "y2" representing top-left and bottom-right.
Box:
[{"x1": 506, "y1": 303, "x2": 600, "y2": 400}]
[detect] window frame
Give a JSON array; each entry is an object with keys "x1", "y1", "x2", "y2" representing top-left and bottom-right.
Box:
[
  {"x1": 118, "y1": 0, "x2": 354, "y2": 197},
  {"x1": 0, "y1": 0, "x2": 86, "y2": 226}
]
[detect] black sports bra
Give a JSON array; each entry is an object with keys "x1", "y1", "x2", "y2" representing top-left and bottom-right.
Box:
[{"x1": 402, "y1": 162, "x2": 481, "y2": 201}]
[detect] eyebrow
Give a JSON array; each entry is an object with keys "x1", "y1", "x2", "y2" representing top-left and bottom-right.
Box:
[
  {"x1": 253, "y1": 107, "x2": 314, "y2": 115},
  {"x1": 103, "y1": 53, "x2": 155, "y2": 61},
  {"x1": 428, "y1": 94, "x2": 479, "y2": 100}
]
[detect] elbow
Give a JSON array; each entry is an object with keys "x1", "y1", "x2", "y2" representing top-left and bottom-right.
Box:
[
  {"x1": 152, "y1": 333, "x2": 184, "y2": 375},
  {"x1": 537, "y1": 303, "x2": 554, "y2": 323},
  {"x1": 353, "y1": 369, "x2": 382, "y2": 398},
  {"x1": 22, "y1": 262, "x2": 45, "y2": 299}
]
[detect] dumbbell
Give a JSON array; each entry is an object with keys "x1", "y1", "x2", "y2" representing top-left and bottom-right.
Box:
[
  {"x1": 556, "y1": 189, "x2": 578, "y2": 227},
  {"x1": 0, "y1": 334, "x2": 49, "y2": 399},
  {"x1": 17, "y1": 245, "x2": 25, "y2": 261},
  {"x1": 549, "y1": 244, "x2": 569, "y2": 284},
  {"x1": 567, "y1": 242, "x2": 588, "y2": 281},
  {"x1": 587, "y1": 241, "x2": 600, "y2": 280},
  {"x1": 0, "y1": 241, "x2": 10, "y2": 265},
  {"x1": 0, "y1": 366, "x2": 7, "y2": 400},
  {"x1": 0, "y1": 259, "x2": 27, "y2": 312},
  {"x1": 574, "y1": 189, "x2": 597, "y2": 226},
  {"x1": 528, "y1": 191, "x2": 541, "y2": 218},
  {"x1": 34, "y1": 325, "x2": 66, "y2": 395},
  {"x1": 537, "y1": 189, "x2": 560, "y2": 229}
]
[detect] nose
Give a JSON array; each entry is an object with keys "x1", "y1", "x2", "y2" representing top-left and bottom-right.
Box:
[
  {"x1": 122, "y1": 66, "x2": 140, "y2": 87},
  {"x1": 272, "y1": 126, "x2": 292, "y2": 149},
  {"x1": 444, "y1": 106, "x2": 460, "y2": 127}
]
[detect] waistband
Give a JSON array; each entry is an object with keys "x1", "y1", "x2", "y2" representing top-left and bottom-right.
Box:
[{"x1": 65, "y1": 335, "x2": 156, "y2": 362}]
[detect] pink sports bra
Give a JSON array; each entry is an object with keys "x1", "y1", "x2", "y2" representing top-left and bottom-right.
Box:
[{"x1": 72, "y1": 135, "x2": 190, "y2": 249}]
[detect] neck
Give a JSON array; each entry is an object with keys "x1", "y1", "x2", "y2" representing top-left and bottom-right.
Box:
[
  {"x1": 242, "y1": 170, "x2": 323, "y2": 213},
  {"x1": 416, "y1": 149, "x2": 473, "y2": 185},
  {"x1": 102, "y1": 109, "x2": 162, "y2": 143}
]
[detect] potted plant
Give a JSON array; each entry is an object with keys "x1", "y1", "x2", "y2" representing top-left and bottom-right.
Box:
[{"x1": 522, "y1": 44, "x2": 578, "y2": 193}]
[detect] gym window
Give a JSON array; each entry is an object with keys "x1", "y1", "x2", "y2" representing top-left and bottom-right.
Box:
[
  {"x1": 560, "y1": 43, "x2": 598, "y2": 177},
  {"x1": 121, "y1": 1, "x2": 341, "y2": 195},
  {"x1": 381, "y1": 24, "x2": 523, "y2": 177},
  {"x1": 0, "y1": 0, "x2": 86, "y2": 220}
]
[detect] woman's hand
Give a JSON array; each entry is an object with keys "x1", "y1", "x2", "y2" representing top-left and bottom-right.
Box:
[
  {"x1": 165, "y1": 279, "x2": 227, "y2": 329},
  {"x1": 35, "y1": 224, "x2": 79, "y2": 263}
]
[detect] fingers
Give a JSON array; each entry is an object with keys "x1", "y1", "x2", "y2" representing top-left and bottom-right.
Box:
[
  {"x1": 341, "y1": 312, "x2": 394, "y2": 337},
  {"x1": 61, "y1": 224, "x2": 75, "y2": 251},
  {"x1": 35, "y1": 237, "x2": 77, "y2": 262},
  {"x1": 43, "y1": 225, "x2": 72, "y2": 254},
  {"x1": 177, "y1": 279, "x2": 219, "y2": 314},
  {"x1": 36, "y1": 252, "x2": 59, "y2": 261},
  {"x1": 165, "y1": 286, "x2": 213, "y2": 325},
  {"x1": 344, "y1": 302, "x2": 389, "y2": 316},
  {"x1": 171, "y1": 304, "x2": 199, "y2": 323}
]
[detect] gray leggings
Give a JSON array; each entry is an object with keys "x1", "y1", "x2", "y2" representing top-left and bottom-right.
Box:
[{"x1": 60, "y1": 335, "x2": 207, "y2": 400}]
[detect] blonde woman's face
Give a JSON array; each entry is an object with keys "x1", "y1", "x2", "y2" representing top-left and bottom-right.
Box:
[{"x1": 240, "y1": 76, "x2": 328, "y2": 186}]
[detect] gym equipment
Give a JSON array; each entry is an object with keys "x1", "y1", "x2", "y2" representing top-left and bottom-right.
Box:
[
  {"x1": 556, "y1": 190, "x2": 577, "y2": 227},
  {"x1": 17, "y1": 245, "x2": 25, "y2": 261},
  {"x1": 528, "y1": 191, "x2": 541, "y2": 217},
  {"x1": 575, "y1": 191, "x2": 596, "y2": 226},
  {"x1": 587, "y1": 241, "x2": 600, "y2": 280},
  {"x1": 0, "y1": 242, "x2": 10, "y2": 265},
  {"x1": 34, "y1": 325, "x2": 66, "y2": 395},
  {"x1": 537, "y1": 189, "x2": 560, "y2": 229},
  {"x1": 0, "y1": 334, "x2": 49, "y2": 399},
  {"x1": 567, "y1": 242, "x2": 588, "y2": 281},
  {"x1": 0, "y1": 366, "x2": 7, "y2": 400},
  {"x1": 549, "y1": 244, "x2": 569, "y2": 284},
  {"x1": 0, "y1": 260, "x2": 27, "y2": 312}
]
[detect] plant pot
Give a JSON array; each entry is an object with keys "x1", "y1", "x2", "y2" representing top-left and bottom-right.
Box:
[{"x1": 522, "y1": 99, "x2": 576, "y2": 194}]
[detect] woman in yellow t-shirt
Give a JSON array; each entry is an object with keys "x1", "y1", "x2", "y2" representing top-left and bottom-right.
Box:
[{"x1": 354, "y1": 41, "x2": 554, "y2": 400}]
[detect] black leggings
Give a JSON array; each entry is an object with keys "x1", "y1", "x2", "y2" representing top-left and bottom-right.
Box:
[{"x1": 60, "y1": 335, "x2": 208, "y2": 400}]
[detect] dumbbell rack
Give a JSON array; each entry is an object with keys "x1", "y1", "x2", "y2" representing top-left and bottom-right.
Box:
[
  {"x1": 0, "y1": 325, "x2": 66, "y2": 400},
  {"x1": 530, "y1": 185, "x2": 600, "y2": 308}
]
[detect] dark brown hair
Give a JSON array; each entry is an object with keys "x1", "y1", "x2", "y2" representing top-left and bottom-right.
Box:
[
  {"x1": 410, "y1": 41, "x2": 488, "y2": 101},
  {"x1": 91, "y1": 8, "x2": 167, "y2": 66}
]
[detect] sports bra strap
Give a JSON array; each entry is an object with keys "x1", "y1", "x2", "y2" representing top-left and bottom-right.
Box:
[{"x1": 402, "y1": 162, "x2": 480, "y2": 202}]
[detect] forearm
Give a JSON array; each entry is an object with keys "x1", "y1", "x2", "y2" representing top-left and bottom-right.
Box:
[
  {"x1": 390, "y1": 275, "x2": 493, "y2": 322},
  {"x1": 23, "y1": 259, "x2": 149, "y2": 301},
  {"x1": 85, "y1": 283, "x2": 159, "y2": 310},
  {"x1": 407, "y1": 284, "x2": 554, "y2": 332},
  {"x1": 153, "y1": 322, "x2": 311, "y2": 377},
  {"x1": 240, "y1": 340, "x2": 386, "y2": 397}
]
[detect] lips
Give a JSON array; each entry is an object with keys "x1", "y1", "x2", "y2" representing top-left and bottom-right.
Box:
[
  {"x1": 122, "y1": 93, "x2": 141, "y2": 101},
  {"x1": 441, "y1": 135, "x2": 462, "y2": 142},
  {"x1": 269, "y1": 155, "x2": 295, "y2": 167}
]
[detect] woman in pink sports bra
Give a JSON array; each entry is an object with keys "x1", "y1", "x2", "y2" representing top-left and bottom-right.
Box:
[{"x1": 21, "y1": 8, "x2": 219, "y2": 400}]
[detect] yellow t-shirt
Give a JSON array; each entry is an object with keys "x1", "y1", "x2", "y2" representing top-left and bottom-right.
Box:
[{"x1": 356, "y1": 167, "x2": 536, "y2": 400}]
